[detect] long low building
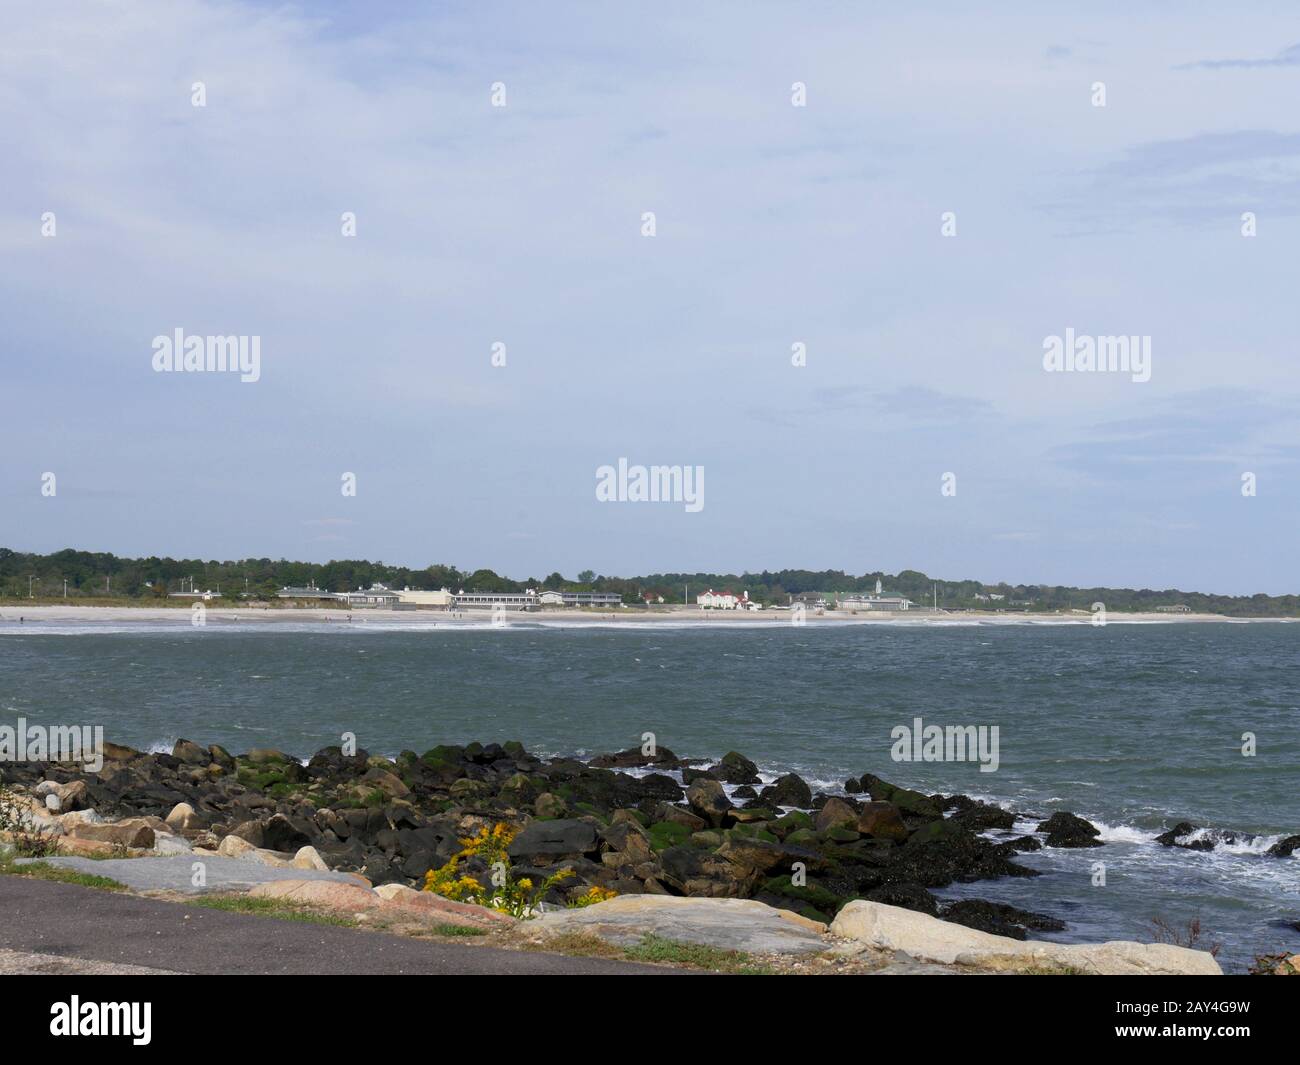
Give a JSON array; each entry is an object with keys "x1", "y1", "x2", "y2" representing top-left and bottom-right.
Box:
[
  {"x1": 396, "y1": 588, "x2": 455, "y2": 608},
  {"x1": 836, "y1": 594, "x2": 913, "y2": 612},
  {"x1": 281, "y1": 584, "x2": 625, "y2": 610}
]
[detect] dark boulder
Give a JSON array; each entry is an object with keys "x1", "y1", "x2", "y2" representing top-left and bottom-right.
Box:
[
  {"x1": 1154, "y1": 822, "x2": 1213, "y2": 851},
  {"x1": 857, "y1": 801, "x2": 909, "y2": 842},
  {"x1": 940, "y1": 899, "x2": 1065, "y2": 940},
  {"x1": 1268, "y1": 834, "x2": 1300, "y2": 858},
  {"x1": 862, "y1": 882, "x2": 939, "y2": 916},
  {"x1": 172, "y1": 739, "x2": 210, "y2": 766},
  {"x1": 760, "y1": 773, "x2": 812, "y2": 809},
  {"x1": 1037, "y1": 811, "x2": 1103, "y2": 848},
  {"x1": 507, "y1": 818, "x2": 599, "y2": 860},
  {"x1": 261, "y1": 813, "x2": 316, "y2": 852},
  {"x1": 709, "y1": 751, "x2": 761, "y2": 785},
  {"x1": 949, "y1": 798, "x2": 1016, "y2": 831},
  {"x1": 308, "y1": 745, "x2": 370, "y2": 777},
  {"x1": 589, "y1": 746, "x2": 681, "y2": 769},
  {"x1": 686, "y1": 778, "x2": 733, "y2": 827}
]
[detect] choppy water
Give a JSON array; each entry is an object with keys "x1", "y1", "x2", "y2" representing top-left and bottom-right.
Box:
[{"x1": 1, "y1": 618, "x2": 1296, "y2": 971}]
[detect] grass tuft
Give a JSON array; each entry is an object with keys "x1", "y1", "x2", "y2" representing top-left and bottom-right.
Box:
[
  {"x1": 0, "y1": 854, "x2": 127, "y2": 891},
  {"x1": 622, "y1": 934, "x2": 774, "y2": 974},
  {"x1": 185, "y1": 894, "x2": 355, "y2": 926}
]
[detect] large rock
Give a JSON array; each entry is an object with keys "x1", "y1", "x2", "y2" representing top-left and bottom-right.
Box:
[
  {"x1": 67, "y1": 819, "x2": 155, "y2": 849},
  {"x1": 534, "y1": 792, "x2": 567, "y2": 819},
  {"x1": 760, "y1": 773, "x2": 813, "y2": 810},
  {"x1": 857, "y1": 801, "x2": 908, "y2": 842},
  {"x1": 939, "y1": 899, "x2": 1065, "y2": 940},
  {"x1": 361, "y1": 768, "x2": 411, "y2": 800},
  {"x1": 528, "y1": 895, "x2": 828, "y2": 955},
  {"x1": 34, "y1": 780, "x2": 88, "y2": 812},
  {"x1": 507, "y1": 818, "x2": 598, "y2": 859},
  {"x1": 814, "y1": 798, "x2": 858, "y2": 832},
  {"x1": 716, "y1": 838, "x2": 823, "y2": 879},
  {"x1": 172, "y1": 739, "x2": 210, "y2": 765},
  {"x1": 589, "y1": 746, "x2": 680, "y2": 769},
  {"x1": 243, "y1": 748, "x2": 295, "y2": 765},
  {"x1": 710, "y1": 752, "x2": 761, "y2": 785},
  {"x1": 1037, "y1": 811, "x2": 1103, "y2": 848},
  {"x1": 291, "y1": 845, "x2": 330, "y2": 871},
  {"x1": 654, "y1": 804, "x2": 708, "y2": 832},
  {"x1": 1268, "y1": 835, "x2": 1300, "y2": 858},
  {"x1": 164, "y1": 802, "x2": 201, "y2": 832},
  {"x1": 830, "y1": 900, "x2": 1221, "y2": 975},
  {"x1": 261, "y1": 814, "x2": 315, "y2": 852},
  {"x1": 686, "y1": 779, "x2": 732, "y2": 827}
]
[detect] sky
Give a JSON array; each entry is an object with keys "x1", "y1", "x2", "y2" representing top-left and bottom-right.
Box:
[{"x1": 3, "y1": 1, "x2": 1300, "y2": 594}]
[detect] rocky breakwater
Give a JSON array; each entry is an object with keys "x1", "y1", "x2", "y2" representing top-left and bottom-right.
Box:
[{"x1": 1, "y1": 738, "x2": 1075, "y2": 938}]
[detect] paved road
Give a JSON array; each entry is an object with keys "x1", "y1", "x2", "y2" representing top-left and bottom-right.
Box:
[
  {"x1": 0, "y1": 878, "x2": 678, "y2": 975},
  {"x1": 21, "y1": 854, "x2": 366, "y2": 894}
]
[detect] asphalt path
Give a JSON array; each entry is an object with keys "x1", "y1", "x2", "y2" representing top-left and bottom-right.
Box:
[{"x1": 0, "y1": 877, "x2": 679, "y2": 975}]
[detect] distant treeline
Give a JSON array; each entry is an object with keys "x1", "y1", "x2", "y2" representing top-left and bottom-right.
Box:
[{"x1": 1, "y1": 548, "x2": 1298, "y2": 616}]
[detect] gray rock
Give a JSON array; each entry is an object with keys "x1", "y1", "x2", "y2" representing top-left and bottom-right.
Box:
[
  {"x1": 507, "y1": 818, "x2": 598, "y2": 859},
  {"x1": 686, "y1": 778, "x2": 732, "y2": 827},
  {"x1": 530, "y1": 895, "x2": 828, "y2": 955}
]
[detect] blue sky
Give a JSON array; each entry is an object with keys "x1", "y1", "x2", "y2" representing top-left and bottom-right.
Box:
[{"x1": 3, "y1": 1, "x2": 1300, "y2": 593}]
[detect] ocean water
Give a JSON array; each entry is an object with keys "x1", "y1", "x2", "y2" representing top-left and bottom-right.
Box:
[{"x1": 0, "y1": 618, "x2": 1296, "y2": 971}]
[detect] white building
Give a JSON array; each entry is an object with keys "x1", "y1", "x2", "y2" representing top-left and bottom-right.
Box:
[
  {"x1": 538, "y1": 590, "x2": 623, "y2": 608},
  {"x1": 837, "y1": 593, "x2": 913, "y2": 612},
  {"x1": 698, "y1": 589, "x2": 756, "y2": 610},
  {"x1": 397, "y1": 587, "x2": 455, "y2": 608},
  {"x1": 341, "y1": 584, "x2": 402, "y2": 608},
  {"x1": 453, "y1": 589, "x2": 539, "y2": 610}
]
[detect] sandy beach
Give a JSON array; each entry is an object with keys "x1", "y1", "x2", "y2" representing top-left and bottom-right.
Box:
[{"x1": 0, "y1": 604, "x2": 1282, "y2": 627}]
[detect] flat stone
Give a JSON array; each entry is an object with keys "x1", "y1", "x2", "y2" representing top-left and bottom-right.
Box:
[
  {"x1": 529, "y1": 895, "x2": 828, "y2": 955},
  {"x1": 253, "y1": 880, "x2": 514, "y2": 930},
  {"x1": 373, "y1": 883, "x2": 516, "y2": 928},
  {"x1": 249, "y1": 879, "x2": 384, "y2": 913},
  {"x1": 829, "y1": 900, "x2": 1222, "y2": 975}
]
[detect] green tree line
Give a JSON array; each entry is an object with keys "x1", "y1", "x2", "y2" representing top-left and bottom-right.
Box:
[{"x1": 1, "y1": 548, "x2": 1297, "y2": 615}]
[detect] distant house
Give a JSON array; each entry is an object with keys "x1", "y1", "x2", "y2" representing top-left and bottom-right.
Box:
[
  {"x1": 698, "y1": 589, "x2": 750, "y2": 610},
  {"x1": 790, "y1": 593, "x2": 829, "y2": 609},
  {"x1": 1156, "y1": 604, "x2": 1192, "y2": 613},
  {"x1": 341, "y1": 584, "x2": 401, "y2": 608}
]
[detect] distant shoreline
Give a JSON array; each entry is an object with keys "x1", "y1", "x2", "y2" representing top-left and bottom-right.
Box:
[{"x1": 0, "y1": 604, "x2": 1294, "y2": 626}]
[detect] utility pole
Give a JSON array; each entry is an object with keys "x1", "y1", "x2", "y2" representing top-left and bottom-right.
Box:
[
  {"x1": 63, "y1": 579, "x2": 67, "y2": 599},
  {"x1": 28, "y1": 575, "x2": 34, "y2": 598}
]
